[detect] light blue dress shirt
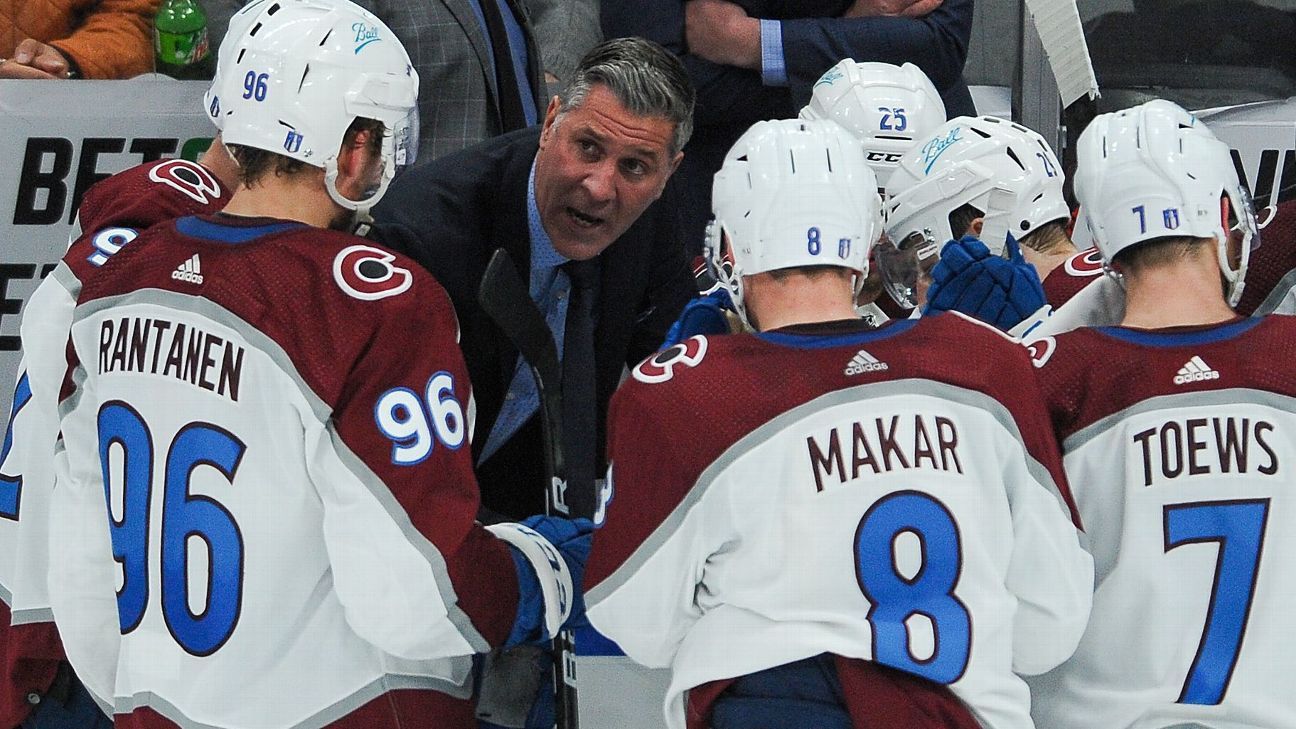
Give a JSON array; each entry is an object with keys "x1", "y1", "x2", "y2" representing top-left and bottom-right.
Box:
[
  {"x1": 478, "y1": 159, "x2": 569, "y2": 463},
  {"x1": 759, "y1": 19, "x2": 789, "y2": 86}
]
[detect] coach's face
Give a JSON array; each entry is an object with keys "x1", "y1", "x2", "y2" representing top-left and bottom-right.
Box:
[{"x1": 533, "y1": 84, "x2": 683, "y2": 261}]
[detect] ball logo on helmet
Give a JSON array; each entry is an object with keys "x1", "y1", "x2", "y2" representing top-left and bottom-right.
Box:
[
  {"x1": 352, "y1": 22, "x2": 381, "y2": 53},
  {"x1": 814, "y1": 67, "x2": 844, "y2": 88},
  {"x1": 921, "y1": 128, "x2": 963, "y2": 175},
  {"x1": 333, "y1": 244, "x2": 413, "y2": 301}
]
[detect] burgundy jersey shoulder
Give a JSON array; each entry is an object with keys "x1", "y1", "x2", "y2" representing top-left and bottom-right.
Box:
[
  {"x1": 593, "y1": 315, "x2": 1071, "y2": 586},
  {"x1": 1042, "y1": 247, "x2": 1105, "y2": 308},
  {"x1": 77, "y1": 216, "x2": 459, "y2": 409},
  {"x1": 1036, "y1": 315, "x2": 1296, "y2": 444},
  {"x1": 76, "y1": 159, "x2": 229, "y2": 236},
  {"x1": 1236, "y1": 199, "x2": 1296, "y2": 316},
  {"x1": 64, "y1": 160, "x2": 230, "y2": 285}
]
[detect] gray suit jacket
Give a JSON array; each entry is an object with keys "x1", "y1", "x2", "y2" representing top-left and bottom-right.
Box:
[
  {"x1": 526, "y1": 0, "x2": 601, "y2": 85},
  {"x1": 206, "y1": 0, "x2": 545, "y2": 163}
]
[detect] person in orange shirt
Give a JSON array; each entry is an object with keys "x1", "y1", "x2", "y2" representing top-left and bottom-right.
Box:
[{"x1": 0, "y1": 0, "x2": 159, "y2": 79}]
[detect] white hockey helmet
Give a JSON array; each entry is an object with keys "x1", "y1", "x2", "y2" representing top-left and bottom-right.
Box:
[
  {"x1": 1074, "y1": 98, "x2": 1260, "y2": 306},
  {"x1": 203, "y1": 0, "x2": 274, "y2": 131},
  {"x1": 884, "y1": 115, "x2": 1070, "y2": 256},
  {"x1": 708, "y1": 118, "x2": 882, "y2": 324},
  {"x1": 799, "y1": 60, "x2": 946, "y2": 187},
  {"x1": 214, "y1": 0, "x2": 419, "y2": 215}
]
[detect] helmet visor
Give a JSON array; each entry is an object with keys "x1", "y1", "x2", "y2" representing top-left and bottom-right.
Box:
[
  {"x1": 876, "y1": 229, "x2": 939, "y2": 309},
  {"x1": 392, "y1": 108, "x2": 419, "y2": 174}
]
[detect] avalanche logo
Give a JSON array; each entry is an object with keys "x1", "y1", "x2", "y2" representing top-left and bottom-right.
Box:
[
  {"x1": 1063, "y1": 247, "x2": 1105, "y2": 278},
  {"x1": 1026, "y1": 335, "x2": 1056, "y2": 368},
  {"x1": 148, "y1": 159, "x2": 223, "y2": 205},
  {"x1": 333, "y1": 245, "x2": 413, "y2": 300},
  {"x1": 632, "y1": 336, "x2": 708, "y2": 384}
]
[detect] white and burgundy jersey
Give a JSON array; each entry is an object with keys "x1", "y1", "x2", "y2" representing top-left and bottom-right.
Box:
[
  {"x1": 0, "y1": 159, "x2": 227, "y2": 723},
  {"x1": 1030, "y1": 316, "x2": 1296, "y2": 729},
  {"x1": 1041, "y1": 247, "x2": 1105, "y2": 309},
  {"x1": 50, "y1": 214, "x2": 517, "y2": 728},
  {"x1": 586, "y1": 315, "x2": 1093, "y2": 729},
  {"x1": 1237, "y1": 199, "x2": 1296, "y2": 316}
]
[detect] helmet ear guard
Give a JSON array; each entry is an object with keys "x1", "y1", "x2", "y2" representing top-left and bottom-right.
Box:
[
  {"x1": 709, "y1": 118, "x2": 884, "y2": 326},
  {"x1": 1074, "y1": 99, "x2": 1260, "y2": 307}
]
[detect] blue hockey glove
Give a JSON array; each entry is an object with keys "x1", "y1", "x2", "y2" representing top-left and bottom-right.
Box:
[
  {"x1": 663, "y1": 289, "x2": 736, "y2": 348},
  {"x1": 922, "y1": 234, "x2": 1046, "y2": 332},
  {"x1": 491, "y1": 516, "x2": 594, "y2": 649}
]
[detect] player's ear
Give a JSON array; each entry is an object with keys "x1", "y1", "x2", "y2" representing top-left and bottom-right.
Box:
[{"x1": 970, "y1": 217, "x2": 985, "y2": 238}]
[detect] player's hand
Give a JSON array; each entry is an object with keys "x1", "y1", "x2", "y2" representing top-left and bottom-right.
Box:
[
  {"x1": 684, "y1": 0, "x2": 762, "y2": 69},
  {"x1": 922, "y1": 234, "x2": 1047, "y2": 332},
  {"x1": 0, "y1": 39, "x2": 73, "y2": 79},
  {"x1": 663, "y1": 289, "x2": 737, "y2": 348},
  {"x1": 844, "y1": 0, "x2": 942, "y2": 18},
  {"x1": 494, "y1": 516, "x2": 594, "y2": 648}
]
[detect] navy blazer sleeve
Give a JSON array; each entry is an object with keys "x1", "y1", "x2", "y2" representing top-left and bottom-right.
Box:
[
  {"x1": 603, "y1": 0, "x2": 975, "y2": 124},
  {"x1": 602, "y1": 2, "x2": 792, "y2": 129},
  {"x1": 779, "y1": 0, "x2": 976, "y2": 114}
]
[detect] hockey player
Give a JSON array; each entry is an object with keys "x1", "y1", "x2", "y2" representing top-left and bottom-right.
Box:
[
  {"x1": 0, "y1": 1, "x2": 267, "y2": 720},
  {"x1": 798, "y1": 58, "x2": 947, "y2": 192},
  {"x1": 798, "y1": 58, "x2": 946, "y2": 324},
  {"x1": 44, "y1": 1, "x2": 589, "y2": 726},
  {"x1": 1027, "y1": 99, "x2": 1288, "y2": 729},
  {"x1": 585, "y1": 118, "x2": 1093, "y2": 729},
  {"x1": 664, "y1": 59, "x2": 949, "y2": 343},
  {"x1": 881, "y1": 116, "x2": 1077, "y2": 330},
  {"x1": 0, "y1": 151, "x2": 232, "y2": 729}
]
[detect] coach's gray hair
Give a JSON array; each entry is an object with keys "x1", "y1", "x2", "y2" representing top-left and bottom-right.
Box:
[{"x1": 557, "y1": 37, "x2": 696, "y2": 155}]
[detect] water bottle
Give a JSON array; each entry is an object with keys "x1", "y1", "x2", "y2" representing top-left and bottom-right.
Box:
[{"x1": 154, "y1": 0, "x2": 214, "y2": 79}]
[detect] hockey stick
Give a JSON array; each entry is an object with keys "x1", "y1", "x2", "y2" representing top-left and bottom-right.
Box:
[{"x1": 478, "y1": 248, "x2": 580, "y2": 729}]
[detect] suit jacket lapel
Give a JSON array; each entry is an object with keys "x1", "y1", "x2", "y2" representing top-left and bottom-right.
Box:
[
  {"x1": 480, "y1": 136, "x2": 540, "y2": 434},
  {"x1": 441, "y1": 0, "x2": 497, "y2": 97}
]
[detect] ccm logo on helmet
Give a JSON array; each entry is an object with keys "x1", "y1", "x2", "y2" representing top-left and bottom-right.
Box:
[
  {"x1": 148, "y1": 160, "x2": 223, "y2": 205},
  {"x1": 333, "y1": 244, "x2": 413, "y2": 301},
  {"x1": 633, "y1": 336, "x2": 708, "y2": 384}
]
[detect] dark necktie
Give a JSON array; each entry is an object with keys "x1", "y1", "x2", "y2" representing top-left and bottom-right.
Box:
[
  {"x1": 561, "y1": 259, "x2": 598, "y2": 518},
  {"x1": 477, "y1": 0, "x2": 529, "y2": 132}
]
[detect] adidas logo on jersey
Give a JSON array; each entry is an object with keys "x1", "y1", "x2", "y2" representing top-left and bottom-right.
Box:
[
  {"x1": 172, "y1": 254, "x2": 204, "y2": 284},
  {"x1": 1174, "y1": 355, "x2": 1219, "y2": 385},
  {"x1": 844, "y1": 349, "x2": 888, "y2": 375}
]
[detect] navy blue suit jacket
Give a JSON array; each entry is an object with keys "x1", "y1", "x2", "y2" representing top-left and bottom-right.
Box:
[
  {"x1": 604, "y1": 0, "x2": 975, "y2": 253},
  {"x1": 367, "y1": 127, "x2": 694, "y2": 517}
]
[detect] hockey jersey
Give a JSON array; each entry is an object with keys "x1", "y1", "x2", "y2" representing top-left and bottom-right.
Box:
[
  {"x1": 0, "y1": 159, "x2": 228, "y2": 723},
  {"x1": 1030, "y1": 316, "x2": 1296, "y2": 729},
  {"x1": 1236, "y1": 198, "x2": 1296, "y2": 316},
  {"x1": 49, "y1": 214, "x2": 518, "y2": 727},
  {"x1": 586, "y1": 315, "x2": 1093, "y2": 729},
  {"x1": 1041, "y1": 247, "x2": 1106, "y2": 309}
]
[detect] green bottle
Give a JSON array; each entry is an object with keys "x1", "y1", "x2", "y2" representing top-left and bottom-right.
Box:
[{"x1": 154, "y1": 0, "x2": 214, "y2": 80}]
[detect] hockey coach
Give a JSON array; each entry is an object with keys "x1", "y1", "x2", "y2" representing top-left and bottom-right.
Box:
[{"x1": 369, "y1": 37, "x2": 697, "y2": 520}]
